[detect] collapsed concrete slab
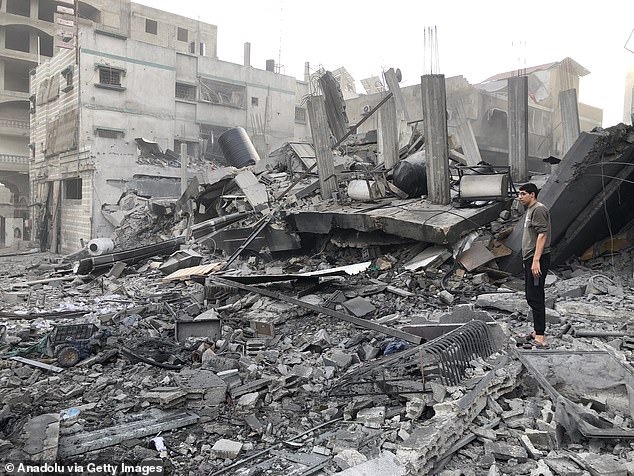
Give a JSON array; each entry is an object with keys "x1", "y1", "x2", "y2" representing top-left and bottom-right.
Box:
[{"x1": 289, "y1": 199, "x2": 505, "y2": 245}]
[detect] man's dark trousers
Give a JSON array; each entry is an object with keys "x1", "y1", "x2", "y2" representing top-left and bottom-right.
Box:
[{"x1": 523, "y1": 253, "x2": 551, "y2": 336}]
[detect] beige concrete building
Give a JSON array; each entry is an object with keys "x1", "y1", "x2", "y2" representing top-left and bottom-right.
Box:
[{"x1": 27, "y1": 1, "x2": 310, "y2": 253}]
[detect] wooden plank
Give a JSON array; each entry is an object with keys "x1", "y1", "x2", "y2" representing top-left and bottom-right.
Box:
[
  {"x1": 307, "y1": 96, "x2": 338, "y2": 200},
  {"x1": 58, "y1": 411, "x2": 198, "y2": 457}
]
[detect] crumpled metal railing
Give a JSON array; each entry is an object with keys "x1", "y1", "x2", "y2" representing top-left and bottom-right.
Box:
[{"x1": 421, "y1": 319, "x2": 496, "y2": 386}]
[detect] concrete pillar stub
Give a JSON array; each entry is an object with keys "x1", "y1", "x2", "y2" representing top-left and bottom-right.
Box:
[
  {"x1": 559, "y1": 89, "x2": 580, "y2": 156},
  {"x1": 307, "y1": 96, "x2": 337, "y2": 200},
  {"x1": 180, "y1": 143, "x2": 188, "y2": 196},
  {"x1": 508, "y1": 76, "x2": 528, "y2": 183},
  {"x1": 421, "y1": 74, "x2": 450, "y2": 205}
]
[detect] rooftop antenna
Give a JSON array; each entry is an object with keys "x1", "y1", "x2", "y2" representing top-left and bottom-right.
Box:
[{"x1": 277, "y1": 0, "x2": 284, "y2": 74}]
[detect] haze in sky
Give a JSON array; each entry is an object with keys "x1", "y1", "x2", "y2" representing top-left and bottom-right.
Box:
[{"x1": 136, "y1": 0, "x2": 634, "y2": 127}]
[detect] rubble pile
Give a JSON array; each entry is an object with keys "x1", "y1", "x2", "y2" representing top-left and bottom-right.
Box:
[
  {"x1": 4, "y1": 75, "x2": 634, "y2": 475},
  {"x1": 3, "y1": 221, "x2": 634, "y2": 475}
]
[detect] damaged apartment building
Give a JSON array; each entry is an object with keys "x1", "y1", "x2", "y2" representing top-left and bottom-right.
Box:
[
  {"x1": 25, "y1": 0, "x2": 311, "y2": 254},
  {"x1": 343, "y1": 58, "x2": 603, "y2": 172}
]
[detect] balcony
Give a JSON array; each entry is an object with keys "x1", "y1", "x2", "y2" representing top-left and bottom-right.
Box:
[
  {"x1": 0, "y1": 154, "x2": 29, "y2": 172},
  {"x1": 0, "y1": 118, "x2": 29, "y2": 137}
]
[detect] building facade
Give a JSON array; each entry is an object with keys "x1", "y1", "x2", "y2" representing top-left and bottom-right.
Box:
[{"x1": 28, "y1": 2, "x2": 310, "y2": 254}]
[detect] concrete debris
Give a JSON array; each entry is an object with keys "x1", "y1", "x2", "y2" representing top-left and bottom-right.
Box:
[{"x1": 3, "y1": 119, "x2": 634, "y2": 476}]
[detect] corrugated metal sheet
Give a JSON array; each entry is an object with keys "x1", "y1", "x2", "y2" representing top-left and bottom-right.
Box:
[{"x1": 288, "y1": 142, "x2": 315, "y2": 159}]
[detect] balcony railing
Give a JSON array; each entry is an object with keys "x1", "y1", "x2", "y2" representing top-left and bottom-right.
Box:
[
  {"x1": 0, "y1": 154, "x2": 29, "y2": 165},
  {"x1": 0, "y1": 119, "x2": 29, "y2": 129}
]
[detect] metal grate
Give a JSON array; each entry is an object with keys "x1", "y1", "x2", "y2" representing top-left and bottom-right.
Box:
[
  {"x1": 421, "y1": 319, "x2": 496, "y2": 386},
  {"x1": 329, "y1": 320, "x2": 498, "y2": 397}
]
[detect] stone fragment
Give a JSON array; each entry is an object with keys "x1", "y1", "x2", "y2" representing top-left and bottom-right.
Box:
[
  {"x1": 430, "y1": 382, "x2": 447, "y2": 403},
  {"x1": 472, "y1": 427, "x2": 496, "y2": 441},
  {"x1": 313, "y1": 445, "x2": 331, "y2": 456},
  {"x1": 525, "y1": 429, "x2": 551, "y2": 449},
  {"x1": 323, "y1": 350, "x2": 354, "y2": 370},
  {"x1": 484, "y1": 441, "x2": 527, "y2": 462},
  {"x1": 576, "y1": 452, "x2": 629, "y2": 476},
  {"x1": 530, "y1": 459, "x2": 553, "y2": 476},
  {"x1": 211, "y1": 439, "x2": 242, "y2": 459},
  {"x1": 334, "y1": 451, "x2": 406, "y2": 476},
  {"x1": 236, "y1": 392, "x2": 259, "y2": 409},
  {"x1": 543, "y1": 457, "x2": 583, "y2": 476},
  {"x1": 356, "y1": 406, "x2": 385, "y2": 429},
  {"x1": 519, "y1": 434, "x2": 543, "y2": 458},
  {"x1": 334, "y1": 449, "x2": 368, "y2": 470}
]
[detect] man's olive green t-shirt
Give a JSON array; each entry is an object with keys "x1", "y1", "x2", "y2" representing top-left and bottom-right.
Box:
[{"x1": 521, "y1": 202, "x2": 551, "y2": 260}]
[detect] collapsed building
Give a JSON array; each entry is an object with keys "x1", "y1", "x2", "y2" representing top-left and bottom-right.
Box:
[
  {"x1": 3, "y1": 56, "x2": 634, "y2": 473},
  {"x1": 3, "y1": 2, "x2": 634, "y2": 476}
]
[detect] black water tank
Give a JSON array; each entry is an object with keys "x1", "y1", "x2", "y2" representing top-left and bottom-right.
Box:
[
  {"x1": 218, "y1": 127, "x2": 260, "y2": 168},
  {"x1": 392, "y1": 151, "x2": 427, "y2": 198}
]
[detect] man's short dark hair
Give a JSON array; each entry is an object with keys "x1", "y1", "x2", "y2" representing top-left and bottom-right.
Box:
[{"x1": 519, "y1": 183, "x2": 539, "y2": 197}]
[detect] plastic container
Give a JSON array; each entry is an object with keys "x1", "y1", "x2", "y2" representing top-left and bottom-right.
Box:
[
  {"x1": 218, "y1": 127, "x2": 260, "y2": 168},
  {"x1": 87, "y1": 238, "x2": 114, "y2": 256},
  {"x1": 392, "y1": 151, "x2": 427, "y2": 198}
]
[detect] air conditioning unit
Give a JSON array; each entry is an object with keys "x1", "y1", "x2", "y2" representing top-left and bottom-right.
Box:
[{"x1": 362, "y1": 104, "x2": 372, "y2": 114}]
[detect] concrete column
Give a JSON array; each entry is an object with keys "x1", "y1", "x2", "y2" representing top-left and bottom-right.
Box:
[
  {"x1": 559, "y1": 89, "x2": 580, "y2": 155},
  {"x1": 304, "y1": 62, "x2": 310, "y2": 83},
  {"x1": 0, "y1": 60, "x2": 5, "y2": 90},
  {"x1": 378, "y1": 95, "x2": 398, "y2": 168},
  {"x1": 31, "y1": 0, "x2": 39, "y2": 19},
  {"x1": 307, "y1": 96, "x2": 337, "y2": 200},
  {"x1": 180, "y1": 143, "x2": 188, "y2": 196},
  {"x1": 508, "y1": 76, "x2": 528, "y2": 183},
  {"x1": 421, "y1": 74, "x2": 450, "y2": 205},
  {"x1": 243, "y1": 42, "x2": 251, "y2": 67},
  {"x1": 384, "y1": 68, "x2": 410, "y2": 122}
]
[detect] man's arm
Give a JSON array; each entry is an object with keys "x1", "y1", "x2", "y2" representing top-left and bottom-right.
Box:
[{"x1": 532, "y1": 233, "x2": 547, "y2": 277}]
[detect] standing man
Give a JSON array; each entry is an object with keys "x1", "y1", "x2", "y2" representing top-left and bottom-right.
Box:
[{"x1": 519, "y1": 183, "x2": 551, "y2": 348}]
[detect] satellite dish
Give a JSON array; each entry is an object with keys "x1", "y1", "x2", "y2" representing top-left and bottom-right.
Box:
[{"x1": 396, "y1": 68, "x2": 403, "y2": 82}]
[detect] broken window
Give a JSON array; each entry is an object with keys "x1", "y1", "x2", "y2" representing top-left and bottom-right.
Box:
[
  {"x1": 96, "y1": 66, "x2": 125, "y2": 90},
  {"x1": 145, "y1": 19, "x2": 157, "y2": 35},
  {"x1": 199, "y1": 42, "x2": 206, "y2": 56},
  {"x1": 5, "y1": 26, "x2": 30, "y2": 53},
  {"x1": 199, "y1": 78, "x2": 245, "y2": 108},
  {"x1": 177, "y1": 27, "x2": 188, "y2": 42},
  {"x1": 7, "y1": 0, "x2": 30, "y2": 17},
  {"x1": 295, "y1": 106, "x2": 307, "y2": 124},
  {"x1": 95, "y1": 127, "x2": 124, "y2": 138},
  {"x1": 251, "y1": 97, "x2": 259, "y2": 107},
  {"x1": 61, "y1": 65, "x2": 73, "y2": 92},
  {"x1": 175, "y1": 82, "x2": 196, "y2": 101},
  {"x1": 189, "y1": 42, "x2": 196, "y2": 54},
  {"x1": 63, "y1": 177, "x2": 82, "y2": 200}
]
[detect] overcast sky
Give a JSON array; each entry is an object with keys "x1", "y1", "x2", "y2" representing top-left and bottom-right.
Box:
[{"x1": 136, "y1": 0, "x2": 634, "y2": 126}]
